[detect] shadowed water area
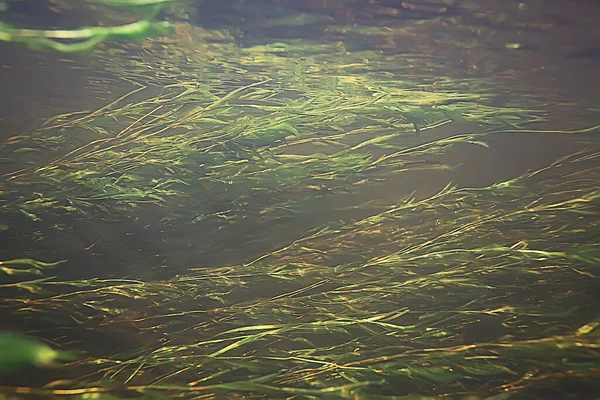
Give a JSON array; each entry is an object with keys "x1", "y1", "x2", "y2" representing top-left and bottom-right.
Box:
[{"x1": 0, "y1": 0, "x2": 599, "y2": 398}]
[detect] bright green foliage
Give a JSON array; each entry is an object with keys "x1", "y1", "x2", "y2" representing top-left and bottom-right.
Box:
[
  {"x1": 0, "y1": 1, "x2": 172, "y2": 52},
  {"x1": 0, "y1": 332, "x2": 76, "y2": 373}
]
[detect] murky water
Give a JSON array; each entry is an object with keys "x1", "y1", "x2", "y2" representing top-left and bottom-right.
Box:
[{"x1": 1, "y1": 1, "x2": 599, "y2": 398}]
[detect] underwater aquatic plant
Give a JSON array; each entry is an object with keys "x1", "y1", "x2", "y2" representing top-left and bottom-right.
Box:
[
  {"x1": 0, "y1": 332, "x2": 76, "y2": 373},
  {"x1": 0, "y1": 0, "x2": 173, "y2": 52}
]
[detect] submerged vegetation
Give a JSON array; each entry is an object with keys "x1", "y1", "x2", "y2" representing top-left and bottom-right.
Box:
[
  {"x1": 0, "y1": 0, "x2": 172, "y2": 52},
  {"x1": 1, "y1": 0, "x2": 599, "y2": 398}
]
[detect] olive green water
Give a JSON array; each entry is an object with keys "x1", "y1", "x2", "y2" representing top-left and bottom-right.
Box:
[{"x1": 0, "y1": 1, "x2": 599, "y2": 399}]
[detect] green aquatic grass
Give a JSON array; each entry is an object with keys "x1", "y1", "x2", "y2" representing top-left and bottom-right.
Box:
[
  {"x1": 0, "y1": 1, "x2": 172, "y2": 53},
  {"x1": 1, "y1": 150, "x2": 599, "y2": 398},
  {"x1": 0, "y1": 3, "x2": 599, "y2": 398},
  {"x1": 0, "y1": 332, "x2": 77, "y2": 373}
]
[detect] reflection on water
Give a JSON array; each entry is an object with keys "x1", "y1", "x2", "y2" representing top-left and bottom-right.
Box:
[{"x1": 1, "y1": 0, "x2": 599, "y2": 398}]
